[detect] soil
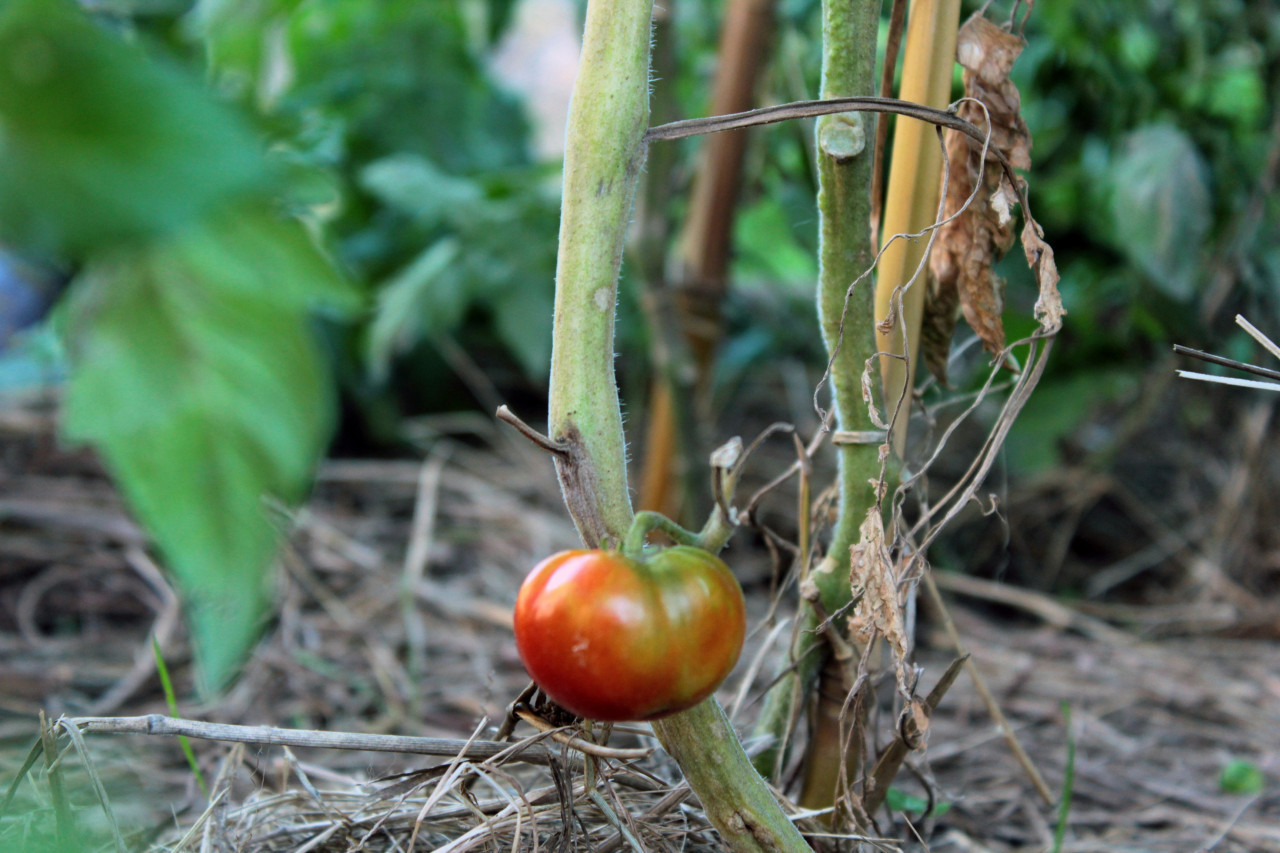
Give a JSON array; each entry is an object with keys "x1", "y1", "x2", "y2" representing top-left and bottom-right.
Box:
[{"x1": 1, "y1": 394, "x2": 1277, "y2": 852}]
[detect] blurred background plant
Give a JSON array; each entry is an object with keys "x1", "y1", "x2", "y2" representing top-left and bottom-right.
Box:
[{"x1": 0, "y1": 0, "x2": 1276, "y2": 695}]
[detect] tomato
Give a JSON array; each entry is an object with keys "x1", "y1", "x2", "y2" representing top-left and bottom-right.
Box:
[{"x1": 513, "y1": 546, "x2": 746, "y2": 722}]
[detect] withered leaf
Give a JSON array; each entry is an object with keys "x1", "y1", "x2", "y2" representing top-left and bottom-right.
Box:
[
  {"x1": 927, "y1": 14, "x2": 1033, "y2": 380},
  {"x1": 920, "y1": 266, "x2": 960, "y2": 385},
  {"x1": 1022, "y1": 220, "x2": 1064, "y2": 333},
  {"x1": 848, "y1": 508, "x2": 912, "y2": 699}
]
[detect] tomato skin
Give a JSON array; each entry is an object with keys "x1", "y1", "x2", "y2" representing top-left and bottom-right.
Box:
[{"x1": 513, "y1": 547, "x2": 746, "y2": 722}]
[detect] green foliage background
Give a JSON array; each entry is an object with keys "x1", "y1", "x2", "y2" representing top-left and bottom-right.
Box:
[{"x1": 0, "y1": 0, "x2": 1275, "y2": 691}]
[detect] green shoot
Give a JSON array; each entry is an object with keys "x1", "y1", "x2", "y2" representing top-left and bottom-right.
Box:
[{"x1": 152, "y1": 638, "x2": 208, "y2": 799}]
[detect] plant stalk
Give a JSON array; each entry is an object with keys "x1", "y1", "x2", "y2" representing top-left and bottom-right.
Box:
[
  {"x1": 652, "y1": 700, "x2": 811, "y2": 853},
  {"x1": 547, "y1": 0, "x2": 651, "y2": 547},
  {"x1": 812, "y1": 0, "x2": 883, "y2": 605},
  {"x1": 753, "y1": 0, "x2": 883, "y2": 805},
  {"x1": 549, "y1": 3, "x2": 812, "y2": 850}
]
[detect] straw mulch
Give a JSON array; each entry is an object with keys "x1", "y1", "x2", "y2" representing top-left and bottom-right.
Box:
[{"x1": 1, "y1": 392, "x2": 1277, "y2": 852}]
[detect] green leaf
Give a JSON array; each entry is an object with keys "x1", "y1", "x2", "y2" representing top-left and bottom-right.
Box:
[
  {"x1": 0, "y1": 0, "x2": 268, "y2": 254},
  {"x1": 884, "y1": 786, "x2": 951, "y2": 817},
  {"x1": 61, "y1": 207, "x2": 354, "y2": 691},
  {"x1": 1219, "y1": 759, "x2": 1265, "y2": 795},
  {"x1": 1205, "y1": 46, "x2": 1265, "y2": 128},
  {"x1": 359, "y1": 154, "x2": 485, "y2": 230},
  {"x1": 282, "y1": 0, "x2": 529, "y2": 172},
  {"x1": 366, "y1": 238, "x2": 463, "y2": 381},
  {"x1": 1108, "y1": 125, "x2": 1210, "y2": 302},
  {"x1": 1053, "y1": 701, "x2": 1076, "y2": 853},
  {"x1": 490, "y1": 280, "x2": 553, "y2": 381},
  {"x1": 484, "y1": 0, "x2": 520, "y2": 43},
  {"x1": 733, "y1": 198, "x2": 819, "y2": 286},
  {"x1": 153, "y1": 636, "x2": 208, "y2": 798},
  {"x1": 1117, "y1": 21, "x2": 1158, "y2": 71},
  {"x1": 1005, "y1": 369, "x2": 1141, "y2": 475}
]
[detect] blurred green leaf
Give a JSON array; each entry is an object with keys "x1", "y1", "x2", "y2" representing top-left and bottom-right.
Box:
[
  {"x1": 0, "y1": 0, "x2": 268, "y2": 254},
  {"x1": 1006, "y1": 369, "x2": 1141, "y2": 474},
  {"x1": 734, "y1": 197, "x2": 819, "y2": 285},
  {"x1": 885, "y1": 786, "x2": 951, "y2": 817},
  {"x1": 367, "y1": 238, "x2": 463, "y2": 380},
  {"x1": 1109, "y1": 124, "x2": 1210, "y2": 301},
  {"x1": 1118, "y1": 21, "x2": 1158, "y2": 71},
  {"x1": 490, "y1": 279, "x2": 553, "y2": 381},
  {"x1": 1205, "y1": 45, "x2": 1265, "y2": 127},
  {"x1": 484, "y1": 0, "x2": 520, "y2": 43},
  {"x1": 282, "y1": 1, "x2": 528, "y2": 172},
  {"x1": 61, "y1": 207, "x2": 355, "y2": 691},
  {"x1": 359, "y1": 154, "x2": 485, "y2": 230},
  {"x1": 1220, "y1": 759, "x2": 1265, "y2": 795}
]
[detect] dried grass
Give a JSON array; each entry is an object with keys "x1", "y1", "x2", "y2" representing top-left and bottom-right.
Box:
[{"x1": 2, "y1": 389, "x2": 1278, "y2": 852}]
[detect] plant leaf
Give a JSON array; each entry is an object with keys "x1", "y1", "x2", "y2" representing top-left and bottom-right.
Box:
[
  {"x1": 62, "y1": 207, "x2": 355, "y2": 691},
  {"x1": 1219, "y1": 759, "x2": 1265, "y2": 795},
  {"x1": 0, "y1": 0, "x2": 268, "y2": 254},
  {"x1": 366, "y1": 238, "x2": 463, "y2": 381},
  {"x1": 491, "y1": 281, "x2": 553, "y2": 381},
  {"x1": 1109, "y1": 124, "x2": 1210, "y2": 302},
  {"x1": 927, "y1": 14, "x2": 1033, "y2": 379},
  {"x1": 359, "y1": 154, "x2": 485, "y2": 230}
]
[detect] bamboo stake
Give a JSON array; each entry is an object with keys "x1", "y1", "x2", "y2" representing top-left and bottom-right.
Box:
[{"x1": 874, "y1": 0, "x2": 962, "y2": 455}]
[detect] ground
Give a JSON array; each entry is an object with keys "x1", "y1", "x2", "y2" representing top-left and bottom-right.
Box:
[{"x1": 1, "y1": 397, "x2": 1277, "y2": 852}]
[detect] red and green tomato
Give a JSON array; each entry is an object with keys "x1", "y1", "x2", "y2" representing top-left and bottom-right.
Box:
[{"x1": 513, "y1": 546, "x2": 746, "y2": 721}]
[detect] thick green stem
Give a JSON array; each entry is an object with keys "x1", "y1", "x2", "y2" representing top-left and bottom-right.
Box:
[
  {"x1": 547, "y1": 0, "x2": 650, "y2": 547},
  {"x1": 652, "y1": 700, "x2": 811, "y2": 853},
  {"x1": 752, "y1": 0, "x2": 882, "y2": 787},
  {"x1": 813, "y1": 0, "x2": 882, "y2": 604},
  {"x1": 798, "y1": 0, "x2": 884, "y2": 815},
  {"x1": 548, "y1": 3, "x2": 811, "y2": 850}
]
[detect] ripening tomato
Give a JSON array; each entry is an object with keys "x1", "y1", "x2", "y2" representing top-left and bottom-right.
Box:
[{"x1": 513, "y1": 546, "x2": 746, "y2": 721}]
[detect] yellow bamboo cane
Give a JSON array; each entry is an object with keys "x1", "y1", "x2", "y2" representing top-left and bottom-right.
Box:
[{"x1": 875, "y1": 0, "x2": 961, "y2": 455}]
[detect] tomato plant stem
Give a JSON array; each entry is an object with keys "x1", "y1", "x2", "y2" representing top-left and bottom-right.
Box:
[
  {"x1": 751, "y1": 0, "x2": 884, "y2": 795},
  {"x1": 547, "y1": 0, "x2": 649, "y2": 548},
  {"x1": 812, "y1": 0, "x2": 882, "y2": 613},
  {"x1": 548, "y1": 2, "x2": 811, "y2": 850},
  {"x1": 652, "y1": 700, "x2": 813, "y2": 853},
  {"x1": 622, "y1": 511, "x2": 703, "y2": 556}
]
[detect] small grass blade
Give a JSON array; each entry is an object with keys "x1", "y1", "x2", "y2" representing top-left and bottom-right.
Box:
[
  {"x1": 1051, "y1": 701, "x2": 1076, "y2": 853},
  {"x1": 0, "y1": 738, "x2": 47, "y2": 818},
  {"x1": 153, "y1": 637, "x2": 209, "y2": 799},
  {"x1": 53, "y1": 718, "x2": 127, "y2": 853}
]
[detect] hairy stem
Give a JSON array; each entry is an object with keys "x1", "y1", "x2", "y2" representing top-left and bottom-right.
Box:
[
  {"x1": 813, "y1": 0, "x2": 882, "y2": 601},
  {"x1": 752, "y1": 0, "x2": 882, "y2": 798},
  {"x1": 652, "y1": 700, "x2": 811, "y2": 853},
  {"x1": 547, "y1": 0, "x2": 651, "y2": 546},
  {"x1": 549, "y1": 3, "x2": 811, "y2": 850}
]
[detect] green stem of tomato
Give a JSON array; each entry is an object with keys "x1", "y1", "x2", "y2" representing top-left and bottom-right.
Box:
[
  {"x1": 812, "y1": 0, "x2": 882, "y2": 616},
  {"x1": 549, "y1": 2, "x2": 811, "y2": 850},
  {"x1": 546, "y1": 0, "x2": 648, "y2": 549},
  {"x1": 652, "y1": 700, "x2": 813, "y2": 852},
  {"x1": 751, "y1": 0, "x2": 883, "y2": 785},
  {"x1": 622, "y1": 510, "x2": 703, "y2": 557}
]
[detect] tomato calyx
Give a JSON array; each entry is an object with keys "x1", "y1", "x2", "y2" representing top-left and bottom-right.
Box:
[{"x1": 619, "y1": 510, "x2": 705, "y2": 558}]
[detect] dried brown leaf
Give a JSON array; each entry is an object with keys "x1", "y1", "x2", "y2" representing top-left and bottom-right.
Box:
[
  {"x1": 927, "y1": 15, "x2": 1034, "y2": 375},
  {"x1": 920, "y1": 266, "x2": 959, "y2": 385},
  {"x1": 862, "y1": 360, "x2": 891, "y2": 430},
  {"x1": 1022, "y1": 220, "x2": 1064, "y2": 333},
  {"x1": 848, "y1": 508, "x2": 911, "y2": 698},
  {"x1": 956, "y1": 17, "x2": 1031, "y2": 169}
]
